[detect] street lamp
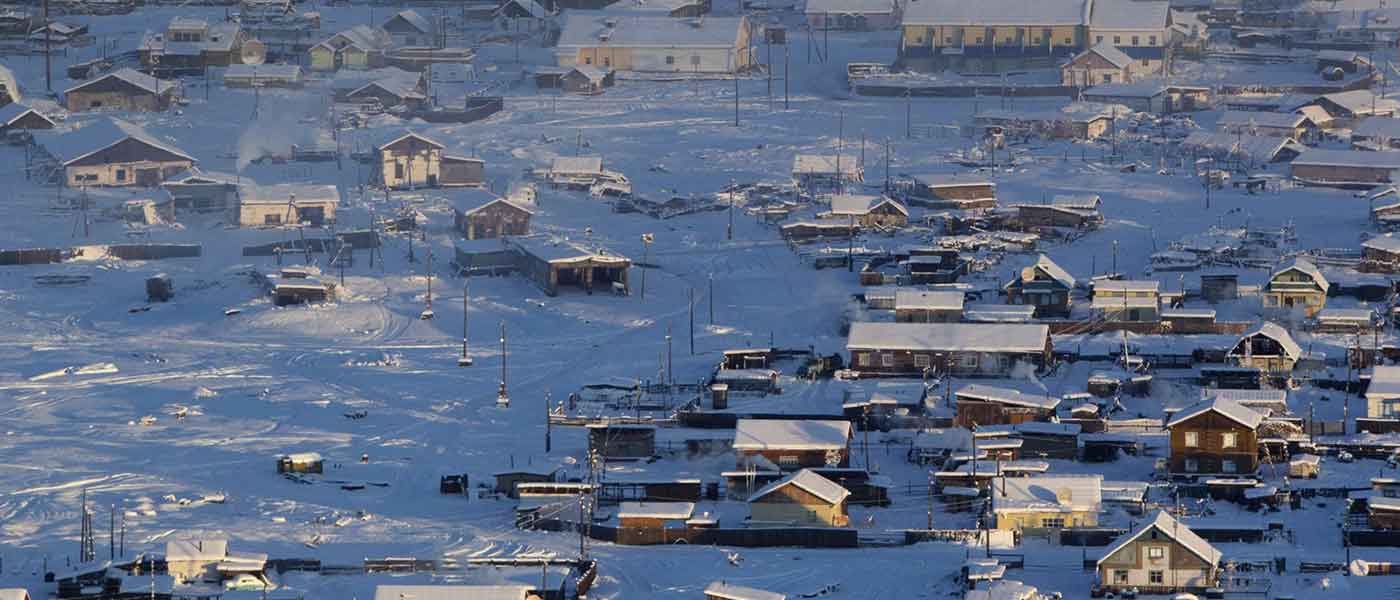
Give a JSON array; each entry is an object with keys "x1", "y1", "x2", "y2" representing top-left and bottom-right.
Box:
[
  {"x1": 496, "y1": 321, "x2": 509, "y2": 407},
  {"x1": 458, "y1": 279, "x2": 472, "y2": 366},
  {"x1": 640, "y1": 233, "x2": 654, "y2": 299}
]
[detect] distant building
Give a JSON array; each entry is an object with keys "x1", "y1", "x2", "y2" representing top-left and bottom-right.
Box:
[
  {"x1": 381, "y1": 9, "x2": 435, "y2": 47},
  {"x1": 309, "y1": 25, "x2": 392, "y2": 71},
  {"x1": 1216, "y1": 110, "x2": 1316, "y2": 140},
  {"x1": 0, "y1": 103, "x2": 54, "y2": 134},
  {"x1": 237, "y1": 183, "x2": 338, "y2": 227},
  {"x1": 506, "y1": 235, "x2": 631, "y2": 296},
  {"x1": 161, "y1": 168, "x2": 239, "y2": 212},
  {"x1": 138, "y1": 17, "x2": 246, "y2": 71},
  {"x1": 1086, "y1": 0, "x2": 1171, "y2": 76},
  {"x1": 893, "y1": 290, "x2": 963, "y2": 323},
  {"x1": 1060, "y1": 42, "x2": 1133, "y2": 86},
  {"x1": 1096, "y1": 511, "x2": 1221, "y2": 594},
  {"x1": 1081, "y1": 83, "x2": 1209, "y2": 113},
  {"x1": 441, "y1": 154, "x2": 486, "y2": 187},
  {"x1": 733, "y1": 418, "x2": 852, "y2": 470},
  {"x1": 375, "y1": 131, "x2": 444, "y2": 189},
  {"x1": 846, "y1": 322, "x2": 1052, "y2": 377},
  {"x1": 1366, "y1": 365, "x2": 1400, "y2": 420},
  {"x1": 1261, "y1": 258, "x2": 1328, "y2": 316},
  {"x1": 1228, "y1": 322, "x2": 1301, "y2": 375},
  {"x1": 1003, "y1": 254, "x2": 1076, "y2": 318},
  {"x1": 792, "y1": 154, "x2": 863, "y2": 191},
  {"x1": 453, "y1": 191, "x2": 531, "y2": 240},
  {"x1": 223, "y1": 64, "x2": 304, "y2": 88},
  {"x1": 828, "y1": 194, "x2": 908, "y2": 228},
  {"x1": 373, "y1": 585, "x2": 537, "y2": 600},
  {"x1": 704, "y1": 582, "x2": 786, "y2": 600},
  {"x1": 904, "y1": 174, "x2": 996, "y2": 209},
  {"x1": 562, "y1": 66, "x2": 615, "y2": 94},
  {"x1": 1290, "y1": 148, "x2": 1400, "y2": 186},
  {"x1": 898, "y1": 0, "x2": 1088, "y2": 71},
  {"x1": 992, "y1": 474, "x2": 1102, "y2": 530},
  {"x1": 1091, "y1": 279, "x2": 1161, "y2": 323},
  {"x1": 1352, "y1": 116, "x2": 1400, "y2": 150},
  {"x1": 554, "y1": 14, "x2": 753, "y2": 73},
  {"x1": 63, "y1": 68, "x2": 176, "y2": 112},
  {"x1": 954, "y1": 383, "x2": 1061, "y2": 427},
  {"x1": 747, "y1": 469, "x2": 851, "y2": 527},
  {"x1": 805, "y1": 0, "x2": 899, "y2": 30},
  {"x1": 0, "y1": 63, "x2": 21, "y2": 105}
]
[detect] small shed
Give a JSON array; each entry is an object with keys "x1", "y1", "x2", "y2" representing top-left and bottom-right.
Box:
[
  {"x1": 1289, "y1": 454, "x2": 1320, "y2": 478},
  {"x1": 748, "y1": 469, "x2": 851, "y2": 527},
  {"x1": 704, "y1": 582, "x2": 786, "y2": 600},
  {"x1": 493, "y1": 469, "x2": 555, "y2": 497},
  {"x1": 893, "y1": 290, "x2": 964, "y2": 323},
  {"x1": 587, "y1": 423, "x2": 656, "y2": 460},
  {"x1": 562, "y1": 66, "x2": 615, "y2": 94},
  {"x1": 616, "y1": 501, "x2": 694, "y2": 529},
  {"x1": 1200, "y1": 274, "x2": 1238, "y2": 303}
]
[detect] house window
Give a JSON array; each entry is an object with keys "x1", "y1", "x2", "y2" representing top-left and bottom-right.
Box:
[
  {"x1": 778, "y1": 455, "x2": 799, "y2": 467},
  {"x1": 1222, "y1": 459, "x2": 1237, "y2": 473},
  {"x1": 1041, "y1": 517, "x2": 1065, "y2": 528},
  {"x1": 1184, "y1": 431, "x2": 1199, "y2": 447},
  {"x1": 881, "y1": 353, "x2": 895, "y2": 367},
  {"x1": 1103, "y1": 74, "x2": 1112, "y2": 83},
  {"x1": 1185, "y1": 458, "x2": 1199, "y2": 472},
  {"x1": 1131, "y1": 35, "x2": 1140, "y2": 45},
  {"x1": 975, "y1": 37, "x2": 984, "y2": 44},
  {"x1": 1142, "y1": 58, "x2": 1150, "y2": 67},
  {"x1": 944, "y1": 37, "x2": 953, "y2": 44},
  {"x1": 394, "y1": 163, "x2": 405, "y2": 179},
  {"x1": 1149, "y1": 571, "x2": 1164, "y2": 584},
  {"x1": 1221, "y1": 432, "x2": 1237, "y2": 448},
  {"x1": 1114, "y1": 35, "x2": 1122, "y2": 44},
  {"x1": 116, "y1": 169, "x2": 127, "y2": 182},
  {"x1": 665, "y1": 55, "x2": 675, "y2": 65},
  {"x1": 1063, "y1": 37, "x2": 1071, "y2": 45},
  {"x1": 857, "y1": 353, "x2": 871, "y2": 367},
  {"x1": 584, "y1": 57, "x2": 592, "y2": 65},
  {"x1": 1149, "y1": 35, "x2": 1157, "y2": 45},
  {"x1": 1148, "y1": 546, "x2": 1165, "y2": 559},
  {"x1": 914, "y1": 354, "x2": 931, "y2": 369},
  {"x1": 264, "y1": 214, "x2": 281, "y2": 225},
  {"x1": 1096, "y1": 35, "x2": 1103, "y2": 43},
  {"x1": 602, "y1": 57, "x2": 611, "y2": 67},
  {"x1": 1114, "y1": 570, "x2": 1129, "y2": 584},
  {"x1": 959, "y1": 354, "x2": 977, "y2": 368}
]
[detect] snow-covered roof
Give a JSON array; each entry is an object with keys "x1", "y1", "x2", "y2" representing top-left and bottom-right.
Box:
[
  {"x1": 316, "y1": 24, "x2": 391, "y2": 52},
  {"x1": 1367, "y1": 365, "x2": 1400, "y2": 400},
  {"x1": 964, "y1": 580, "x2": 1040, "y2": 600},
  {"x1": 903, "y1": 0, "x2": 1089, "y2": 26},
  {"x1": 224, "y1": 63, "x2": 303, "y2": 81},
  {"x1": 1089, "y1": 0, "x2": 1170, "y2": 30},
  {"x1": 498, "y1": 0, "x2": 550, "y2": 19},
  {"x1": 1202, "y1": 388, "x2": 1285, "y2": 405},
  {"x1": 1292, "y1": 148, "x2": 1400, "y2": 170},
  {"x1": 616, "y1": 501, "x2": 695, "y2": 520},
  {"x1": 1015, "y1": 421, "x2": 1081, "y2": 436},
  {"x1": 1091, "y1": 295, "x2": 1159, "y2": 309},
  {"x1": 1094, "y1": 279, "x2": 1160, "y2": 293},
  {"x1": 963, "y1": 305, "x2": 1036, "y2": 323},
  {"x1": 35, "y1": 118, "x2": 194, "y2": 166},
  {"x1": 377, "y1": 130, "x2": 444, "y2": 151},
  {"x1": 165, "y1": 539, "x2": 228, "y2": 561},
  {"x1": 556, "y1": 14, "x2": 746, "y2": 50},
  {"x1": 0, "y1": 590, "x2": 29, "y2": 600},
  {"x1": 0, "y1": 62, "x2": 20, "y2": 104},
  {"x1": 792, "y1": 153, "x2": 862, "y2": 175},
  {"x1": 1363, "y1": 233, "x2": 1400, "y2": 253},
  {"x1": 0, "y1": 103, "x2": 48, "y2": 128},
  {"x1": 551, "y1": 155, "x2": 603, "y2": 175},
  {"x1": 373, "y1": 585, "x2": 533, "y2": 600},
  {"x1": 1317, "y1": 307, "x2": 1374, "y2": 322},
  {"x1": 749, "y1": 468, "x2": 851, "y2": 505},
  {"x1": 1083, "y1": 82, "x2": 1168, "y2": 99},
  {"x1": 894, "y1": 290, "x2": 964, "y2": 311},
  {"x1": 733, "y1": 419, "x2": 851, "y2": 451},
  {"x1": 1371, "y1": 496, "x2": 1400, "y2": 512},
  {"x1": 846, "y1": 322, "x2": 1049, "y2": 353},
  {"x1": 64, "y1": 68, "x2": 174, "y2": 96},
  {"x1": 1165, "y1": 395, "x2": 1265, "y2": 429},
  {"x1": 1011, "y1": 254, "x2": 1076, "y2": 289},
  {"x1": 829, "y1": 194, "x2": 907, "y2": 217},
  {"x1": 385, "y1": 9, "x2": 432, "y2": 33},
  {"x1": 992, "y1": 474, "x2": 1102, "y2": 513},
  {"x1": 509, "y1": 236, "x2": 628, "y2": 265},
  {"x1": 1100, "y1": 480, "x2": 1148, "y2": 502},
  {"x1": 1080, "y1": 42, "x2": 1133, "y2": 69},
  {"x1": 1270, "y1": 258, "x2": 1329, "y2": 292},
  {"x1": 1233, "y1": 321, "x2": 1302, "y2": 360},
  {"x1": 1353, "y1": 117, "x2": 1400, "y2": 139},
  {"x1": 1098, "y1": 510, "x2": 1220, "y2": 567},
  {"x1": 457, "y1": 192, "x2": 533, "y2": 217},
  {"x1": 913, "y1": 428, "x2": 973, "y2": 450},
  {"x1": 1318, "y1": 89, "x2": 1400, "y2": 115},
  {"x1": 703, "y1": 582, "x2": 786, "y2": 600},
  {"x1": 804, "y1": 0, "x2": 894, "y2": 15},
  {"x1": 956, "y1": 384, "x2": 1060, "y2": 411},
  {"x1": 1051, "y1": 194, "x2": 1100, "y2": 210},
  {"x1": 1219, "y1": 110, "x2": 1307, "y2": 129},
  {"x1": 1161, "y1": 308, "x2": 1216, "y2": 319},
  {"x1": 241, "y1": 183, "x2": 339, "y2": 206},
  {"x1": 283, "y1": 451, "x2": 322, "y2": 462}
]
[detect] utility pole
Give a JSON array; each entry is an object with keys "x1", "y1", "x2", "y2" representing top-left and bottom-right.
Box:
[
  {"x1": 458, "y1": 280, "x2": 472, "y2": 366},
  {"x1": 639, "y1": 233, "x2": 653, "y2": 299},
  {"x1": 497, "y1": 321, "x2": 509, "y2": 407},
  {"x1": 708, "y1": 273, "x2": 716, "y2": 324},
  {"x1": 847, "y1": 213, "x2": 855, "y2": 272},
  {"x1": 688, "y1": 287, "x2": 695, "y2": 355},
  {"x1": 545, "y1": 390, "x2": 552, "y2": 453},
  {"x1": 784, "y1": 42, "x2": 790, "y2": 110},
  {"x1": 665, "y1": 324, "x2": 673, "y2": 386},
  {"x1": 836, "y1": 110, "x2": 845, "y2": 193},
  {"x1": 43, "y1": 0, "x2": 51, "y2": 93},
  {"x1": 734, "y1": 70, "x2": 740, "y2": 127},
  {"x1": 420, "y1": 242, "x2": 434, "y2": 320}
]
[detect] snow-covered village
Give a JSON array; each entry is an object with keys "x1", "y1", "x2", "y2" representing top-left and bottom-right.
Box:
[{"x1": 4, "y1": 0, "x2": 1400, "y2": 598}]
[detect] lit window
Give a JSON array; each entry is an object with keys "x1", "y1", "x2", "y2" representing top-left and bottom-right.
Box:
[
  {"x1": 1149, "y1": 35, "x2": 1157, "y2": 45},
  {"x1": 1041, "y1": 517, "x2": 1065, "y2": 528},
  {"x1": 1148, "y1": 546, "x2": 1164, "y2": 559},
  {"x1": 778, "y1": 455, "x2": 798, "y2": 466},
  {"x1": 1114, "y1": 570, "x2": 1129, "y2": 584},
  {"x1": 1131, "y1": 35, "x2": 1140, "y2": 45},
  {"x1": 1184, "y1": 431, "x2": 1199, "y2": 447},
  {"x1": 1114, "y1": 35, "x2": 1122, "y2": 44},
  {"x1": 857, "y1": 353, "x2": 871, "y2": 367},
  {"x1": 959, "y1": 354, "x2": 977, "y2": 368},
  {"x1": 1221, "y1": 432, "x2": 1237, "y2": 448},
  {"x1": 665, "y1": 55, "x2": 674, "y2": 65},
  {"x1": 881, "y1": 353, "x2": 895, "y2": 367}
]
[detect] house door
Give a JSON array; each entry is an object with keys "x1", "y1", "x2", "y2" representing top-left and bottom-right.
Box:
[
  {"x1": 136, "y1": 168, "x2": 160, "y2": 187},
  {"x1": 427, "y1": 173, "x2": 439, "y2": 187}
]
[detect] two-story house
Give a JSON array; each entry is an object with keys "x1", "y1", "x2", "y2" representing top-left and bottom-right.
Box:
[
  {"x1": 1086, "y1": 0, "x2": 1170, "y2": 78},
  {"x1": 1091, "y1": 279, "x2": 1161, "y2": 323},
  {"x1": 1003, "y1": 254, "x2": 1076, "y2": 318},
  {"x1": 1165, "y1": 396, "x2": 1264, "y2": 477},
  {"x1": 1227, "y1": 321, "x2": 1302, "y2": 375},
  {"x1": 1262, "y1": 258, "x2": 1329, "y2": 317},
  {"x1": 1096, "y1": 511, "x2": 1221, "y2": 595}
]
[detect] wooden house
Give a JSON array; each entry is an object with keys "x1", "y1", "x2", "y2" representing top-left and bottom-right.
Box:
[
  {"x1": 453, "y1": 191, "x2": 531, "y2": 240},
  {"x1": 991, "y1": 474, "x2": 1102, "y2": 530},
  {"x1": 493, "y1": 469, "x2": 556, "y2": 497},
  {"x1": 954, "y1": 384, "x2": 1061, "y2": 428},
  {"x1": 1200, "y1": 274, "x2": 1238, "y2": 303},
  {"x1": 0, "y1": 590, "x2": 29, "y2": 600},
  {"x1": 975, "y1": 109, "x2": 1113, "y2": 141},
  {"x1": 704, "y1": 582, "x2": 785, "y2": 600},
  {"x1": 847, "y1": 322, "x2": 1052, "y2": 377},
  {"x1": 138, "y1": 17, "x2": 246, "y2": 71},
  {"x1": 223, "y1": 64, "x2": 303, "y2": 88},
  {"x1": 1366, "y1": 365, "x2": 1400, "y2": 420},
  {"x1": 1003, "y1": 254, "x2": 1076, "y2": 318},
  {"x1": 1228, "y1": 322, "x2": 1301, "y2": 375},
  {"x1": 373, "y1": 585, "x2": 536, "y2": 600},
  {"x1": 905, "y1": 249, "x2": 967, "y2": 284},
  {"x1": 747, "y1": 469, "x2": 851, "y2": 527},
  {"x1": 161, "y1": 168, "x2": 238, "y2": 212},
  {"x1": 1082, "y1": 83, "x2": 1208, "y2": 113},
  {"x1": 1217, "y1": 110, "x2": 1316, "y2": 140},
  {"x1": 792, "y1": 154, "x2": 863, "y2": 190},
  {"x1": 345, "y1": 77, "x2": 426, "y2": 110},
  {"x1": 1370, "y1": 497, "x2": 1400, "y2": 529},
  {"x1": 381, "y1": 10, "x2": 435, "y2": 47},
  {"x1": 64, "y1": 69, "x2": 175, "y2": 112},
  {"x1": 554, "y1": 14, "x2": 753, "y2": 73},
  {"x1": 562, "y1": 66, "x2": 615, "y2": 94},
  {"x1": 828, "y1": 194, "x2": 908, "y2": 228},
  {"x1": 376, "y1": 131, "x2": 444, "y2": 189},
  {"x1": 309, "y1": 25, "x2": 391, "y2": 71},
  {"x1": 616, "y1": 501, "x2": 694, "y2": 529},
  {"x1": 1311, "y1": 89, "x2": 1399, "y2": 123},
  {"x1": 1091, "y1": 279, "x2": 1161, "y2": 323},
  {"x1": 506, "y1": 235, "x2": 630, "y2": 296},
  {"x1": 905, "y1": 174, "x2": 996, "y2": 209},
  {"x1": 1262, "y1": 258, "x2": 1328, "y2": 317},
  {"x1": 0, "y1": 103, "x2": 54, "y2": 135},
  {"x1": 1095, "y1": 511, "x2": 1221, "y2": 595},
  {"x1": 897, "y1": 0, "x2": 1088, "y2": 71},
  {"x1": 1165, "y1": 395, "x2": 1264, "y2": 476},
  {"x1": 277, "y1": 452, "x2": 323, "y2": 473},
  {"x1": 238, "y1": 183, "x2": 337, "y2": 227},
  {"x1": 733, "y1": 418, "x2": 852, "y2": 470},
  {"x1": 441, "y1": 154, "x2": 485, "y2": 187},
  {"x1": 1061, "y1": 42, "x2": 1132, "y2": 86},
  {"x1": 1363, "y1": 233, "x2": 1400, "y2": 270},
  {"x1": 1351, "y1": 116, "x2": 1400, "y2": 150},
  {"x1": 1161, "y1": 308, "x2": 1216, "y2": 334},
  {"x1": 587, "y1": 423, "x2": 656, "y2": 460},
  {"x1": 36, "y1": 118, "x2": 194, "y2": 188},
  {"x1": 1290, "y1": 149, "x2": 1400, "y2": 186},
  {"x1": 1012, "y1": 203, "x2": 1103, "y2": 228},
  {"x1": 0, "y1": 63, "x2": 20, "y2": 106},
  {"x1": 893, "y1": 290, "x2": 964, "y2": 323},
  {"x1": 165, "y1": 539, "x2": 229, "y2": 583}
]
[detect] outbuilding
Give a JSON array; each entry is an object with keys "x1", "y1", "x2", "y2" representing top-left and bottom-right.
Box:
[
  {"x1": 36, "y1": 118, "x2": 195, "y2": 188},
  {"x1": 64, "y1": 68, "x2": 176, "y2": 112},
  {"x1": 733, "y1": 418, "x2": 852, "y2": 470},
  {"x1": 748, "y1": 469, "x2": 851, "y2": 527},
  {"x1": 453, "y1": 191, "x2": 531, "y2": 240},
  {"x1": 846, "y1": 322, "x2": 1052, "y2": 377}
]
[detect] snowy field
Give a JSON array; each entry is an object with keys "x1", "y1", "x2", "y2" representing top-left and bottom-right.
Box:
[{"x1": 1, "y1": 2, "x2": 1400, "y2": 599}]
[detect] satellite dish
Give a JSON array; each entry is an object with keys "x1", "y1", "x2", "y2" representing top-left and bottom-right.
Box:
[
  {"x1": 240, "y1": 39, "x2": 266, "y2": 65},
  {"x1": 1021, "y1": 266, "x2": 1036, "y2": 283}
]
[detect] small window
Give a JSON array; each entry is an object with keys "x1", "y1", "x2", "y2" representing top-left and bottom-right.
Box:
[
  {"x1": 1064, "y1": 37, "x2": 1071, "y2": 45},
  {"x1": 1114, "y1": 570, "x2": 1129, "y2": 584},
  {"x1": 584, "y1": 56, "x2": 592, "y2": 65},
  {"x1": 264, "y1": 214, "x2": 281, "y2": 225},
  {"x1": 1041, "y1": 517, "x2": 1065, "y2": 528},
  {"x1": 1096, "y1": 35, "x2": 1103, "y2": 43},
  {"x1": 944, "y1": 37, "x2": 952, "y2": 44},
  {"x1": 778, "y1": 455, "x2": 799, "y2": 466},
  {"x1": 116, "y1": 169, "x2": 127, "y2": 182},
  {"x1": 1222, "y1": 459, "x2": 1237, "y2": 473},
  {"x1": 857, "y1": 353, "x2": 871, "y2": 367},
  {"x1": 1149, "y1": 571, "x2": 1164, "y2": 584},
  {"x1": 665, "y1": 55, "x2": 675, "y2": 65},
  {"x1": 1185, "y1": 458, "x2": 1199, "y2": 472},
  {"x1": 1142, "y1": 58, "x2": 1150, "y2": 67},
  {"x1": 1102, "y1": 73, "x2": 1112, "y2": 83},
  {"x1": 1148, "y1": 546, "x2": 1165, "y2": 559},
  {"x1": 394, "y1": 163, "x2": 404, "y2": 179},
  {"x1": 1184, "y1": 431, "x2": 1199, "y2": 447},
  {"x1": 881, "y1": 353, "x2": 895, "y2": 367},
  {"x1": 959, "y1": 354, "x2": 977, "y2": 368},
  {"x1": 1221, "y1": 432, "x2": 1237, "y2": 448},
  {"x1": 602, "y1": 57, "x2": 610, "y2": 67},
  {"x1": 1114, "y1": 35, "x2": 1122, "y2": 44},
  {"x1": 975, "y1": 37, "x2": 983, "y2": 44},
  {"x1": 914, "y1": 354, "x2": 931, "y2": 368},
  {"x1": 1149, "y1": 35, "x2": 1157, "y2": 45},
  {"x1": 691, "y1": 55, "x2": 701, "y2": 65},
  {"x1": 1131, "y1": 35, "x2": 1140, "y2": 45}
]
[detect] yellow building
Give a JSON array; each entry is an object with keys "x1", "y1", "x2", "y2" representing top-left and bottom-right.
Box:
[
  {"x1": 1262, "y1": 258, "x2": 1329, "y2": 317},
  {"x1": 899, "y1": 0, "x2": 1088, "y2": 71},
  {"x1": 375, "y1": 131, "x2": 444, "y2": 189},
  {"x1": 992, "y1": 475, "x2": 1102, "y2": 530},
  {"x1": 555, "y1": 14, "x2": 753, "y2": 73},
  {"x1": 309, "y1": 25, "x2": 391, "y2": 71},
  {"x1": 748, "y1": 469, "x2": 851, "y2": 527}
]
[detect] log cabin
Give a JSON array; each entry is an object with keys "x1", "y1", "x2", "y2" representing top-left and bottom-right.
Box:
[
  {"x1": 1165, "y1": 395, "x2": 1264, "y2": 477},
  {"x1": 1096, "y1": 511, "x2": 1221, "y2": 595}
]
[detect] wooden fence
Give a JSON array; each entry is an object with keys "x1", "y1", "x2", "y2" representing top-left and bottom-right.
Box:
[{"x1": 527, "y1": 517, "x2": 859, "y2": 548}]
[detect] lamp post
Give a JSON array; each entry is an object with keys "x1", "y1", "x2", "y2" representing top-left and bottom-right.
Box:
[
  {"x1": 639, "y1": 233, "x2": 654, "y2": 299},
  {"x1": 458, "y1": 280, "x2": 472, "y2": 366},
  {"x1": 496, "y1": 321, "x2": 509, "y2": 407}
]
